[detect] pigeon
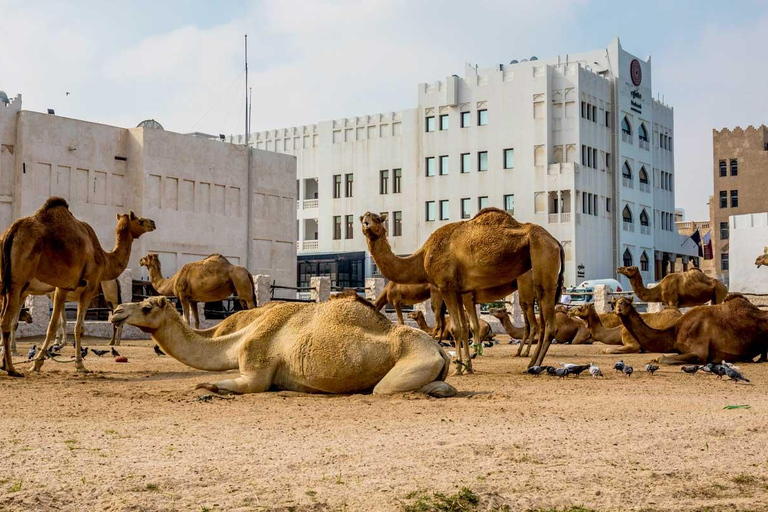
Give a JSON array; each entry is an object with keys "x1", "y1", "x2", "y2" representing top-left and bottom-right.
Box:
[
  {"x1": 623, "y1": 365, "x2": 634, "y2": 377},
  {"x1": 46, "y1": 346, "x2": 61, "y2": 358},
  {"x1": 568, "y1": 364, "x2": 591, "y2": 377},
  {"x1": 111, "y1": 347, "x2": 120, "y2": 357},
  {"x1": 51, "y1": 344, "x2": 64, "y2": 353},
  {"x1": 482, "y1": 340, "x2": 494, "y2": 348},
  {"x1": 721, "y1": 361, "x2": 740, "y2": 370},
  {"x1": 645, "y1": 363, "x2": 659, "y2": 376},
  {"x1": 91, "y1": 349, "x2": 109, "y2": 357},
  {"x1": 80, "y1": 347, "x2": 88, "y2": 358},
  {"x1": 725, "y1": 366, "x2": 749, "y2": 383},
  {"x1": 560, "y1": 362, "x2": 579, "y2": 370},
  {"x1": 526, "y1": 365, "x2": 546, "y2": 376},
  {"x1": 27, "y1": 344, "x2": 37, "y2": 360},
  {"x1": 681, "y1": 365, "x2": 700, "y2": 374},
  {"x1": 614, "y1": 360, "x2": 625, "y2": 373},
  {"x1": 589, "y1": 363, "x2": 603, "y2": 378},
  {"x1": 712, "y1": 364, "x2": 727, "y2": 379},
  {"x1": 553, "y1": 367, "x2": 571, "y2": 379},
  {"x1": 699, "y1": 363, "x2": 714, "y2": 374},
  {"x1": 545, "y1": 366, "x2": 557, "y2": 375}
]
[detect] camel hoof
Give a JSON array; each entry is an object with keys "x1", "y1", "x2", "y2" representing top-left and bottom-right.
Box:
[
  {"x1": 6, "y1": 369, "x2": 24, "y2": 378},
  {"x1": 196, "y1": 383, "x2": 220, "y2": 393},
  {"x1": 76, "y1": 367, "x2": 91, "y2": 374}
]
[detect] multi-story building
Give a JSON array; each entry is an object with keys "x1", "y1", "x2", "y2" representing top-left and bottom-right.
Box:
[
  {"x1": 711, "y1": 124, "x2": 768, "y2": 284},
  {"x1": 237, "y1": 38, "x2": 692, "y2": 289}
]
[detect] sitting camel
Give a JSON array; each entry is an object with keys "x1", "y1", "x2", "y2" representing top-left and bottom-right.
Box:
[
  {"x1": 111, "y1": 294, "x2": 457, "y2": 397},
  {"x1": 490, "y1": 308, "x2": 591, "y2": 353},
  {"x1": 568, "y1": 303, "x2": 681, "y2": 354},
  {"x1": 755, "y1": 247, "x2": 768, "y2": 268},
  {"x1": 617, "y1": 266, "x2": 727, "y2": 308},
  {"x1": 614, "y1": 295, "x2": 768, "y2": 364},
  {"x1": 140, "y1": 253, "x2": 256, "y2": 329},
  {"x1": 407, "y1": 310, "x2": 493, "y2": 342}
]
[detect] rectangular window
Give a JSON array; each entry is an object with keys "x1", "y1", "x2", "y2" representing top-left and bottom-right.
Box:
[
  {"x1": 461, "y1": 153, "x2": 471, "y2": 173},
  {"x1": 606, "y1": 152, "x2": 611, "y2": 171},
  {"x1": 345, "y1": 173, "x2": 353, "y2": 197},
  {"x1": 730, "y1": 159, "x2": 738, "y2": 176},
  {"x1": 731, "y1": 190, "x2": 738, "y2": 208},
  {"x1": 333, "y1": 174, "x2": 341, "y2": 198},
  {"x1": 720, "y1": 221, "x2": 729, "y2": 240},
  {"x1": 719, "y1": 191, "x2": 727, "y2": 208},
  {"x1": 439, "y1": 200, "x2": 449, "y2": 220},
  {"x1": 425, "y1": 157, "x2": 435, "y2": 177},
  {"x1": 439, "y1": 114, "x2": 449, "y2": 130},
  {"x1": 393, "y1": 168, "x2": 402, "y2": 193},
  {"x1": 721, "y1": 253, "x2": 729, "y2": 271},
  {"x1": 333, "y1": 216, "x2": 341, "y2": 240},
  {"x1": 461, "y1": 198, "x2": 471, "y2": 219},
  {"x1": 345, "y1": 215, "x2": 354, "y2": 239},
  {"x1": 593, "y1": 194, "x2": 598, "y2": 215},
  {"x1": 592, "y1": 105, "x2": 597, "y2": 122},
  {"x1": 425, "y1": 116, "x2": 435, "y2": 132},
  {"x1": 592, "y1": 148, "x2": 597, "y2": 169},
  {"x1": 586, "y1": 104, "x2": 591, "y2": 121},
  {"x1": 478, "y1": 151, "x2": 488, "y2": 172},
  {"x1": 587, "y1": 147, "x2": 592, "y2": 168},
  {"x1": 478, "y1": 109, "x2": 488, "y2": 126},
  {"x1": 719, "y1": 160, "x2": 727, "y2": 177},
  {"x1": 425, "y1": 201, "x2": 436, "y2": 221},
  {"x1": 504, "y1": 194, "x2": 515, "y2": 215},
  {"x1": 393, "y1": 211, "x2": 402, "y2": 236},
  {"x1": 581, "y1": 145, "x2": 586, "y2": 165},
  {"x1": 460, "y1": 111, "x2": 470, "y2": 128},
  {"x1": 504, "y1": 148, "x2": 515, "y2": 169},
  {"x1": 478, "y1": 196, "x2": 488, "y2": 210},
  {"x1": 379, "y1": 170, "x2": 389, "y2": 195},
  {"x1": 439, "y1": 155, "x2": 449, "y2": 175},
  {"x1": 605, "y1": 111, "x2": 610, "y2": 127},
  {"x1": 606, "y1": 197, "x2": 612, "y2": 213},
  {"x1": 581, "y1": 101, "x2": 586, "y2": 118}
]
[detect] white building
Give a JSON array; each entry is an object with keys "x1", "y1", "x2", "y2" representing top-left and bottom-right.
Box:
[
  {"x1": 0, "y1": 93, "x2": 297, "y2": 293},
  {"x1": 727, "y1": 212, "x2": 768, "y2": 294},
  {"x1": 237, "y1": 38, "x2": 693, "y2": 289}
]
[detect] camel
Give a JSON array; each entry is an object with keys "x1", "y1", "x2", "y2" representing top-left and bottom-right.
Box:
[
  {"x1": 614, "y1": 295, "x2": 768, "y2": 364},
  {"x1": 110, "y1": 294, "x2": 457, "y2": 397},
  {"x1": 755, "y1": 247, "x2": 768, "y2": 268},
  {"x1": 373, "y1": 282, "x2": 444, "y2": 330},
  {"x1": 361, "y1": 209, "x2": 564, "y2": 372},
  {"x1": 490, "y1": 308, "x2": 591, "y2": 354},
  {"x1": 567, "y1": 303, "x2": 682, "y2": 354},
  {"x1": 617, "y1": 266, "x2": 727, "y2": 308},
  {"x1": 140, "y1": 253, "x2": 256, "y2": 329},
  {"x1": 0, "y1": 197, "x2": 155, "y2": 376},
  {"x1": 407, "y1": 310, "x2": 493, "y2": 342}
]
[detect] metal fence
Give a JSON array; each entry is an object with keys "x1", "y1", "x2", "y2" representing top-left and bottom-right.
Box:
[
  {"x1": 131, "y1": 279, "x2": 244, "y2": 319},
  {"x1": 271, "y1": 282, "x2": 315, "y2": 303}
]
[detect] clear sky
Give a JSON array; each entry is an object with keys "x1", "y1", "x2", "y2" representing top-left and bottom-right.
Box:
[{"x1": 2, "y1": 0, "x2": 767, "y2": 220}]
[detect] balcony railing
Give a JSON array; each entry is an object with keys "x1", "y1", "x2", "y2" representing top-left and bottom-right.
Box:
[
  {"x1": 639, "y1": 139, "x2": 650, "y2": 150},
  {"x1": 641, "y1": 225, "x2": 651, "y2": 235},
  {"x1": 302, "y1": 240, "x2": 319, "y2": 251},
  {"x1": 561, "y1": 212, "x2": 571, "y2": 223},
  {"x1": 548, "y1": 213, "x2": 559, "y2": 224},
  {"x1": 622, "y1": 132, "x2": 632, "y2": 144},
  {"x1": 623, "y1": 221, "x2": 634, "y2": 232},
  {"x1": 303, "y1": 199, "x2": 319, "y2": 209},
  {"x1": 639, "y1": 182, "x2": 650, "y2": 193},
  {"x1": 622, "y1": 177, "x2": 634, "y2": 189}
]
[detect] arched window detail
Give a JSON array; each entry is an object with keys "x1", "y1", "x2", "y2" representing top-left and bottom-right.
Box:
[
  {"x1": 622, "y1": 205, "x2": 633, "y2": 223},
  {"x1": 621, "y1": 116, "x2": 632, "y2": 135},
  {"x1": 638, "y1": 123, "x2": 648, "y2": 142},
  {"x1": 622, "y1": 161, "x2": 633, "y2": 179},
  {"x1": 623, "y1": 248, "x2": 633, "y2": 267},
  {"x1": 639, "y1": 166, "x2": 649, "y2": 184},
  {"x1": 640, "y1": 209, "x2": 649, "y2": 226},
  {"x1": 640, "y1": 251, "x2": 649, "y2": 272}
]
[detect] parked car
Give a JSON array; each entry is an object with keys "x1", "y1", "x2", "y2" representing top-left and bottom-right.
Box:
[{"x1": 567, "y1": 279, "x2": 624, "y2": 306}]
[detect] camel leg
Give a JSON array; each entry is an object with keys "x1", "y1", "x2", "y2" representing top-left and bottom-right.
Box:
[
  {"x1": 9, "y1": 323, "x2": 17, "y2": 356},
  {"x1": 395, "y1": 302, "x2": 404, "y2": 325},
  {"x1": 190, "y1": 301, "x2": 201, "y2": 329},
  {"x1": 658, "y1": 352, "x2": 705, "y2": 365},
  {"x1": 58, "y1": 309, "x2": 67, "y2": 346},
  {"x1": 373, "y1": 352, "x2": 456, "y2": 397},
  {"x1": 441, "y1": 289, "x2": 470, "y2": 374},
  {"x1": 531, "y1": 288, "x2": 558, "y2": 368},
  {"x1": 462, "y1": 295, "x2": 483, "y2": 356},
  {"x1": 73, "y1": 291, "x2": 95, "y2": 373},
  {"x1": 521, "y1": 304, "x2": 538, "y2": 357},
  {"x1": 602, "y1": 343, "x2": 640, "y2": 354},
  {"x1": 196, "y1": 364, "x2": 276, "y2": 395},
  {"x1": 1, "y1": 292, "x2": 24, "y2": 377},
  {"x1": 30, "y1": 289, "x2": 67, "y2": 372},
  {"x1": 180, "y1": 298, "x2": 191, "y2": 326}
]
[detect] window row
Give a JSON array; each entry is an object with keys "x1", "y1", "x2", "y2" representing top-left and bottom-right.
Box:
[
  {"x1": 622, "y1": 248, "x2": 651, "y2": 272},
  {"x1": 581, "y1": 100, "x2": 610, "y2": 127},
  {"x1": 622, "y1": 162, "x2": 650, "y2": 185},
  {"x1": 659, "y1": 132, "x2": 672, "y2": 150},
  {"x1": 718, "y1": 159, "x2": 738, "y2": 177},
  {"x1": 621, "y1": 116, "x2": 654, "y2": 151},
  {"x1": 581, "y1": 192, "x2": 600, "y2": 216},
  {"x1": 719, "y1": 190, "x2": 739, "y2": 208},
  {"x1": 581, "y1": 145, "x2": 599, "y2": 169},
  {"x1": 333, "y1": 212, "x2": 403, "y2": 239},
  {"x1": 658, "y1": 210, "x2": 675, "y2": 231},
  {"x1": 720, "y1": 221, "x2": 729, "y2": 240},
  {"x1": 378, "y1": 169, "x2": 403, "y2": 195},
  {"x1": 658, "y1": 170, "x2": 673, "y2": 191},
  {"x1": 425, "y1": 194, "x2": 515, "y2": 222},
  {"x1": 621, "y1": 205, "x2": 650, "y2": 226},
  {"x1": 425, "y1": 109, "x2": 487, "y2": 132},
  {"x1": 425, "y1": 149, "x2": 513, "y2": 176},
  {"x1": 332, "y1": 174, "x2": 354, "y2": 198}
]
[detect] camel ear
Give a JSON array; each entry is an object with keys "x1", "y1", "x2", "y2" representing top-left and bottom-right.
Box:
[
  {"x1": 764, "y1": 246, "x2": 768, "y2": 255},
  {"x1": 380, "y1": 213, "x2": 388, "y2": 223},
  {"x1": 156, "y1": 296, "x2": 168, "y2": 308},
  {"x1": 359, "y1": 215, "x2": 364, "y2": 223},
  {"x1": 116, "y1": 213, "x2": 121, "y2": 221},
  {"x1": 130, "y1": 211, "x2": 137, "y2": 220}
]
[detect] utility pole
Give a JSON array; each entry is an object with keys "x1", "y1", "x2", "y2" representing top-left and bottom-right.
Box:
[{"x1": 245, "y1": 34, "x2": 254, "y2": 270}]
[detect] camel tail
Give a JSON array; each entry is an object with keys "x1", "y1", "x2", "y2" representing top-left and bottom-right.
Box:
[
  {"x1": 555, "y1": 242, "x2": 565, "y2": 305},
  {"x1": 1, "y1": 226, "x2": 17, "y2": 296},
  {"x1": 249, "y1": 271, "x2": 257, "y2": 308},
  {"x1": 436, "y1": 347, "x2": 452, "y2": 382}
]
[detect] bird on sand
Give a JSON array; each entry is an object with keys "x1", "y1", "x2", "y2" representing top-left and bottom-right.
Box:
[
  {"x1": 547, "y1": 366, "x2": 570, "y2": 378},
  {"x1": 681, "y1": 365, "x2": 700, "y2": 374},
  {"x1": 623, "y1": 365, "x2": 634, "y2": 377},
  {"x1": 589, "y1": 363, "x2": 603, "y2": 378},
  {"x1": 560, "y1": 362, "x2": 579, "y2": 370},
  {"x1": 699, "y1": 363, "x2": 714, "y2": 374},
  {"x1": 527, "y1": 365, "x2": 546, "y2": 376},
  {"x1": 645, "y1": 363, "x2": 659, "y2": 376},
  {"x1": 154, "y1": 345, "x2": 166, "y2": 356},
  {"x1": 80, "y1": 347, "x2": 88, "y2": 358},
  {"x1": 27, "y1": 345, "x2": 37, "y2": 360},
  {"x1": 111, "y1": 347, "x2": 120, "y2": 357},
  {"x1": 567, "y1": 364, "x2": 591, "y2": 377},
  {"x1": 614, "y1": 360, "x2": 625, "y2": 373},
  {"x1": 91, "y1": 349, "x2": 109, "y2": 357},
  {"x1": 725, "y1": 366, "x2": 749, "y2": 383},
  {"x1": 721, "y1": 360, "x2": 740, "y2": 370}
]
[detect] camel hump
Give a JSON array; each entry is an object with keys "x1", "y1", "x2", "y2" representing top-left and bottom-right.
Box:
[
  {"x1": 471, "y1": 207, "x2": 522, "y2": 227},
  {"x1": 42, "y1": 196, "x2": 69, "y2": 211},
  {"x1": 330, "y1": 290, "x2": 377, "y2": 311},
  {"x1": 722, "y1": 293, "x2": 747, "y2": 303},
  {"x1": 204, "y1": 253, "x2": 230, "y2": 263}
]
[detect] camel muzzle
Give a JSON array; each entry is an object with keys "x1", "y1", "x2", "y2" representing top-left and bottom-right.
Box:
[{"x1": 109, "y1": 308, "x2": 129, "y2": 327}]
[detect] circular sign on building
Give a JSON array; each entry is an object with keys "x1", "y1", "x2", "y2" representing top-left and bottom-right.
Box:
[{"x1": 630, "y1": 59, "x2": 642, "y2": 86}]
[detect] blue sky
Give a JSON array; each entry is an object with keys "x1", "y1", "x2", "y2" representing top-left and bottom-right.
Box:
[{"x1": 2, "y1": 0, "x2": 768, "y2": 219}]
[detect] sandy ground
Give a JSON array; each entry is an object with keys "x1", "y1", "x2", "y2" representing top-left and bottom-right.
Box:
[{"x1": 1, "y1": 335, "x2": 768, "y2": 512}]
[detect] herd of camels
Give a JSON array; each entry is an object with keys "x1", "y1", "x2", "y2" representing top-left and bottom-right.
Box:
[{"x1": 1, "y1": 197, "x2": 768, "y2": 397}]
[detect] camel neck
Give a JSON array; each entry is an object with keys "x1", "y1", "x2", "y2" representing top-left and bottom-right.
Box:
[
  {"x1": 367, "y1": 235, "x2": 428, "y2": 284},
  {"x1": 583, "y1": 308, "x2": 606, "y2": 333},
  {"x1": 627, "y1": 273, "x2": 660, "y2": 302},
  {"x1": 497, "y1": 313, "x2": 525, "y2": 339},
  {"x1": 152, "y1": 316, "x2": 241, "y2": 371},
  {"x1": 413, "y1": 313, "x2": 432, "y2": 333},
  {"x1": 103, "y1": 220, "x2": 134, "y2": 280},
  {"x1": 146, "y1": 262, "x2": 175, "y2": 295},
  {"x1": 619, "y1": 307, "x2": 676, "y2": 352}
]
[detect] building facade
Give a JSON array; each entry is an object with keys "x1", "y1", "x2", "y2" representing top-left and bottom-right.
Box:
[
  {"x1": 0, "y1": 94, "x2": 297, "y2": 290},
  {"x1": 711, "y1": 124, "x2": 768, "y2": 284},
  {"x1": 236, "y1": 38, "x2": 692, "y2": 289},
  {"x1": 727, "y1": 212, "x2": 768, "y2": 294}
]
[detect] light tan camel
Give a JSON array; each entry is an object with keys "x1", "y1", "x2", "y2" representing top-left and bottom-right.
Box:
[
  {"x1": 407, "y1": 310, "x2": 493, "y2": 342},
  {"x1": 373, "y1": 282, "x2": 443, "y2": 329},
  {"x1": 110, "y1": 294, "x2": 457, "y2": 397},
  {"x1": 617, "y1": 266, "x2": 727, "y2": 307},
  {"x1": 755, "y1": 247, "x2": 768, "y2": 268},
  {"x1": 361, "y1": 209, "x2": 563, "y2": 372},
  {"x1": 0, "y1": 197, "x2": 154, "y2": 376},
  {"x1": 139, "y1": 253, "x2": 256, "y2": 329},
  {"x1": 614, "y1": 295, "x2": 768, "y2": 364},
  {"x1": 490, "y1": 308, "x2": 591, "y2": 354}
]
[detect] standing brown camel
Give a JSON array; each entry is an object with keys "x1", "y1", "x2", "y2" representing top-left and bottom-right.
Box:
[
  {"x1": 617, "y1": 266, "x2": 727, "y2": 307},
  {"x1": 755, "y1": 247, "x2": 768, "y2": 268},
  {"x1": 407, "y1": 310, "x2": 493, "y2": 343},
  {"x1": 373, "y1": 282, "x2": 438, "y2": 325},
  {"x1": 614, "y1": 295, "x2": 768, "y2": 364},
  {"x1": 0, "y1": 197, "x2": 155, "y2": 376},
  {"x1": 361, "y1": 208, "x2": 564, "y2": 372},
  {"x1": 140, "y1": 253, "x2": 256, "y2": 328}
]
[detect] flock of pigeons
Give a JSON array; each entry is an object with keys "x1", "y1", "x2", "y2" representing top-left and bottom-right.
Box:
[
  {"x1": 26, "y1": 342, "x2": 165, "y2": 361},
  {"x1": 526, "y1": 359, "x2": 750, "y2": 383}
]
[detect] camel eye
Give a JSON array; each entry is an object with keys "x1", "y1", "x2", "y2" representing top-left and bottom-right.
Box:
[{"x1": 142, "y1": 305, "x2": 152, "y2": 313}]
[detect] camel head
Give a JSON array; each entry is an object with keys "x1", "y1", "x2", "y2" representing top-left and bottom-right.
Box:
[
  {"x1": 117, "y1": 211, "x2": 156, "y2": 238},
  {"x1": 756, "y1": 247, "x2": 768, "y2": 268},
  {"x1": 616, "y1": 266, "x2": 639, "y2": 279},
  {"x1": 360, "y1": 211, "x2": 387, "y2": 240},
  {"x1": 19, "y1": 309, "x2": 33, "y2": 324},
  {"x1": 406, "y1": 311, "x2": 422, "y2": 320},
  {"x1": 139, "y1": 253, "x2": 160, "y2": 269},
  {"x1": 110, "y1": 296, "x2": 172, "y2": 333},
  {"x1": 613, "y1": 297, "x2": 634, "y2": 317},
  {"x1": 567, "y1": 304, "x2": 592, "y2": 319},
  {"x1": 488, "y1": 308, "x2": 508, "y2": 320}
]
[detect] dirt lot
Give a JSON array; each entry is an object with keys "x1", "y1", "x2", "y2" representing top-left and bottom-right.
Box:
[{"x1": 1, "y1": 335, "x2": 767, "y2": 512}]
